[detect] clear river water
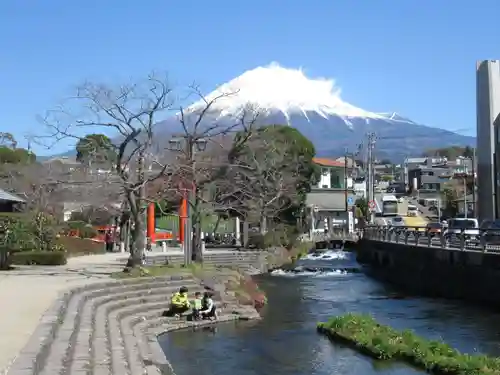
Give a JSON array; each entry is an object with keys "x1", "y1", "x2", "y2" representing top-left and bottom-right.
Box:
[{"x1": 159, "y1": 249, "x2": 500, "y2": 375}]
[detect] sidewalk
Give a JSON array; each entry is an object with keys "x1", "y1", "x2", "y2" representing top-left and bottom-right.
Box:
[{"x1": 0, "y1": 253, "x2": 128, "y2": 374}]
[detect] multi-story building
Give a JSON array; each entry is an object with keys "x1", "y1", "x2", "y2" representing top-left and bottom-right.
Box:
[
  {"x1": 404, "y1": 156, "x2": 474, "y2": 201},
  {"x1": 305, "y1": 158, "x2": 356, "y2": 232},
  {"x1": 405, "y1": 157, "x2": 477, "y2": 212},
  {"x1": 477, "y1": 60, "x2": 500, "y2": 221}
]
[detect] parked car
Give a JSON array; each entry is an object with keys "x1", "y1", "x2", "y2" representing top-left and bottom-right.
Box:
[{"x1": 480, "y1": 220, "x2": 500, "y2": 245}]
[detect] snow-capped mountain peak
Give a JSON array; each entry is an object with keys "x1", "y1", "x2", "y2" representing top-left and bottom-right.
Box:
[{"x1": 188, "y1": 62, "x2": 407, "y2": 126}]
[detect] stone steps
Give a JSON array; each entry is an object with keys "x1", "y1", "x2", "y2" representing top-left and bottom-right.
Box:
[
  {"x1": 6, "y1": 275, "x2": 257, "y2": 375},
  {"x1": 146, "y1": 252, "x2": 265, "y2": 267},
  {"x1": 38, "y1": 279, "x2": 199, "y2": 375}
]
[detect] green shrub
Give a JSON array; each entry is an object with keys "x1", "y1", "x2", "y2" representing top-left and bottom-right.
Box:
[
  {"x1": 0, "y1": 212, "x2": 35, "y2": 251},
  {"x1": 64, "y1": 221, "x2": 98, "y2": 239},
  {"x1": 292, "y1": 241, "x2": 313, "y2": 259},
  {"x1": 0, "y1": 211, "x2": 62, "y2": 252},
  {"x1": 318, "y1": 313, "x2": 500, "y2": 374},
  {"x1": 10, "y1": 250, "x2": 67, "y2": 265},
  {"x1": 56, "y1": 236, "x2": 105, "y2": 256},
  {"x1": 247, "y1": 225, "x2": 303, "y2": 250},
  {"x1": 247, "y1": 233, "x2": 265, "y2": 249}
]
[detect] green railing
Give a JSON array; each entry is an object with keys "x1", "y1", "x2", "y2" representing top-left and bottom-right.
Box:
[{"x1": 155, "y1": 214, "x2": 235, "y2": 234}]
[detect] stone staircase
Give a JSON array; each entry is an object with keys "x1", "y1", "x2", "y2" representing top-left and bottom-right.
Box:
[
  {"x1": 146, "y1": 251, "x2": 268, "y2": 271},
  {"x1": 5, "y1": 276, "x2": 259, "y2": 375}
]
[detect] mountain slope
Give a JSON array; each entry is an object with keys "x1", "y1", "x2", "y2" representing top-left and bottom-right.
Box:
[
  {"x1": 48, "y1": 63, "x2": 474, "y2": 161},
  {"x1": 156, "y1": 63, "x2": 474, "y2": 160}
]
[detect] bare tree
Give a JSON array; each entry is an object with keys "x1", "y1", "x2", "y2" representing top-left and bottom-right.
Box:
[
  {"x1": 40, "y1": 74, "x2": 260, "y2": 266},
  {"x1": 1, "y1": 157, "x2": 121, "y2": 214},
  {"x1": 226, "y1": 134, "x2": 302, "y2": 233},
  {"x1": 144, "y1": 89, "x2": 261, "y2": 261}
]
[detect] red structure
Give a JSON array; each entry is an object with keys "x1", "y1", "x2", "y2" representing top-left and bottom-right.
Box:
[
  {"x1": 147, "y1": 203, "x2": 156, "y2": 242},
  {"x1": 179, "y1": 197, "x2": 187, "y2": 246},
  {"x1": 146, "y1": 199, "x2": 187, "y2": 245}
]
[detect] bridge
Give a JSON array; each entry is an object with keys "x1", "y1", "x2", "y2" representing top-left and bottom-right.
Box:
[{"x1": 363, "y1": 225, "x2": 500, "y2": 253}]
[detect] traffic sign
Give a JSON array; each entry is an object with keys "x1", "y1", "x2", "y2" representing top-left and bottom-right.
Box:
[
  {"x1": 368, "y1": 200, "x2": 376, "y2": 210},
  {"x1": 347, "y1": 196, "x2": 355, "y2": 206}
]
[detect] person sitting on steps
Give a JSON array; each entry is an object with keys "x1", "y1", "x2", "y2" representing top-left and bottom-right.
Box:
[
  {"x1": 191, "y1": 291, "x2": 203, "y2": 320},
  {"x1": 200, "y1": 291, "x2": 218, "y2": 320},
  {"x1": 167, "y1": 286, "x2": 191, "y2": 317}
]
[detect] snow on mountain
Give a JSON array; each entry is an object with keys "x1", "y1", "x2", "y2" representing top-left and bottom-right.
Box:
[
  {"x1": 187, "y1": 62, "x2": 414, "y2": 129},
  {"x1": 49, "y1": 63, "x2": 474, "y2": 161},
  {"x1": 167, "y1": 62, "x2": 474, "y2": 161}
]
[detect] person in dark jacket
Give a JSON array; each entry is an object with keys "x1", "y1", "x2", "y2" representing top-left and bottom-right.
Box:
[
  {"x1": 200, "y1": 292, "x2": 217, "y2": 320},
  {"x1": 105, "y1": 230, "x2": 114, "y2": 252}
]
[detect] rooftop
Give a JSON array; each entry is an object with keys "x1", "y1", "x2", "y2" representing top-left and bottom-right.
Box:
[
  {"x1": 0, "y1": 188, "x2": 25, "y2": 203},
  {"x1": 313, "y1": 157, "x2": 345, "y2": 167}
]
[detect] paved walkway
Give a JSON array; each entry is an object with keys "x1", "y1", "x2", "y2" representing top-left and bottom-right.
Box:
[{"x1": 0, "y1": 253, "x2": 128, "y2": 374}]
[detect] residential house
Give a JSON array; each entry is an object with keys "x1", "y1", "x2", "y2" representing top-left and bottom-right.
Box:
[
  {"x1": 0, "y1": 188, "x2": 25, "y2": 212},
  {"x1": 405, "y1": 156, "x2": 474, "y2": 198},
  {"x1": 61, "y1": 201, "x2": 121, "y2": 222},
  {"x1": 305, "y1": 158, "x2": 355, "y2": 232}
]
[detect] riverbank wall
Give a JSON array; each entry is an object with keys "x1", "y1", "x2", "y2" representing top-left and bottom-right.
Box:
[{"x1": 357, "y1": 239, "x2": 500, "y2": 308}]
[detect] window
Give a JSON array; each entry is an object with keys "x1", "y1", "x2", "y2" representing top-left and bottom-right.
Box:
[
  {"x1": 330, "y1": 169, "x2": 343, "y2": 188},
  {"x1": 322, "y1": 168, "x2": 329, "y2": 176}
]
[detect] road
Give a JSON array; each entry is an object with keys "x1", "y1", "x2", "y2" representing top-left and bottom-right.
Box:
[
  {"x1": 373, "y1": 193, "x2": 428, "y2": 227},
  {"x1": 373, "y1": 193, "x2": 389, "y2": 225}
]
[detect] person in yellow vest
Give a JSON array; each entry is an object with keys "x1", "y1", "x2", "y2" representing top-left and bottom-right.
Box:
[{"x1": 168, "y1": 286, "x2": 191, "y2": 317}]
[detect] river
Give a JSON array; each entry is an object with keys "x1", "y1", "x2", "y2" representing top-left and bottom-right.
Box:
[{"x1": 158, "y1": 249, "x2": 500, "y2": 375}]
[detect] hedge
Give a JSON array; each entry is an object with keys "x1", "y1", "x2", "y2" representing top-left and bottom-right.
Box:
[
  {"x1": 56, "y1": 236, "x2": 106, "y2": 256},
  {"x1": 10, "y1": 251, "x2": 67, "y2": 265}
]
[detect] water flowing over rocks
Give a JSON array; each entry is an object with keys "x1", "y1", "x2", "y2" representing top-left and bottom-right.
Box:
[{"x1": 4, "y1": 274, "x2": 260, "y2": 375}]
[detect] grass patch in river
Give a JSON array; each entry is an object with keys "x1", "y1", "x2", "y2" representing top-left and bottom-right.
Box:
[{"x1": 317, "y1": 313, "x2": 500, "y2": 374}]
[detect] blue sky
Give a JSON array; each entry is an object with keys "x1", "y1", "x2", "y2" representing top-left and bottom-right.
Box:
[{"x1": 1, "y1": 0, "x2": 497, "y2": 155}]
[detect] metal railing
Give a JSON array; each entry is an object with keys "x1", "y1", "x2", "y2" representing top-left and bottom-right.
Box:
[
  {"x1": 363, "y1": 225, "x2": 500, "y2": 253},
  {"x1": 309, "y1": 228, "x2": 360, "y2": 242}
]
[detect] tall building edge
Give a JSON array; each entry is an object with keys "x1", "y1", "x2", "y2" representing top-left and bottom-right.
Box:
[{"x1": 476, "y1": 60, "x2": 500, "y2": 221}]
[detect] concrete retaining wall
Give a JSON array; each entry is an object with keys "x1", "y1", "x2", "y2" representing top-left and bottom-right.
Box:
[{"x1": 357, "y1": 239, "x2": 500, "y2": 308}]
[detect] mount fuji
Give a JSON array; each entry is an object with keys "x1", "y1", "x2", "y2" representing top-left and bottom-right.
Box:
[
  {"x1": 156, "y1": 62, "x2": 474, "y2": 161},
  {"x1": 46, "y1": 63, "x2": 474, "y2": 161}
]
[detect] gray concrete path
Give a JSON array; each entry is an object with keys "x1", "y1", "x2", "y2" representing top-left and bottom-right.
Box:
[{"x1": 0, "y1": 253, "x2": 128, "y2": 374}]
